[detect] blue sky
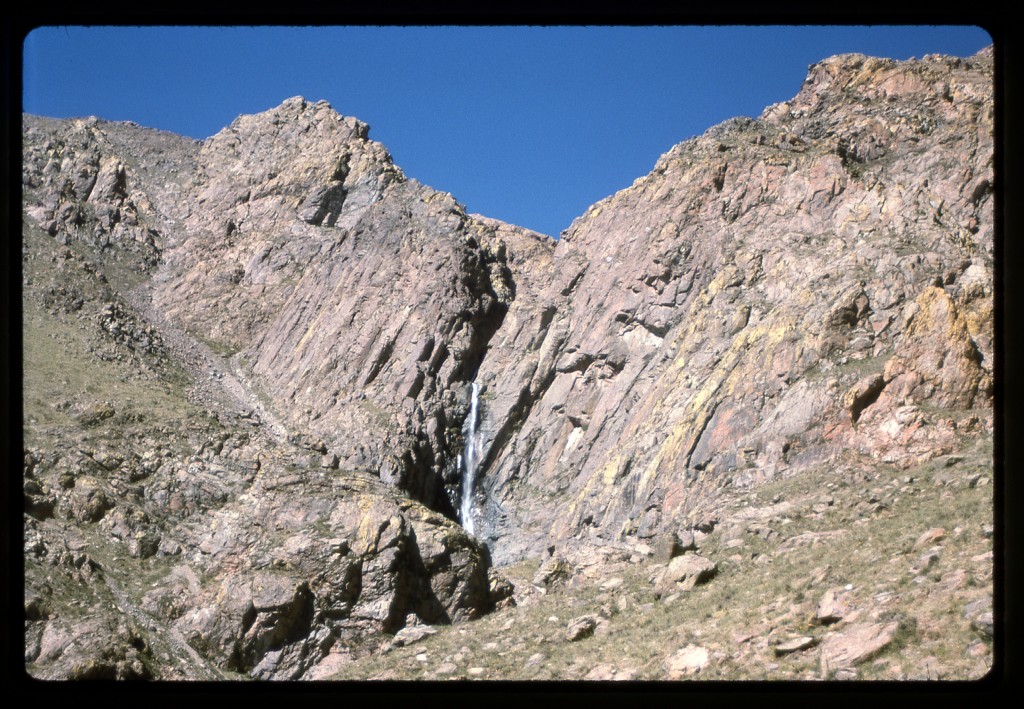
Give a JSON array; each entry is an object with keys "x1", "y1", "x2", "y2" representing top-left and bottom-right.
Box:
[{"x1": 23, "y1": 26, "x2": 992, "y2": 237}]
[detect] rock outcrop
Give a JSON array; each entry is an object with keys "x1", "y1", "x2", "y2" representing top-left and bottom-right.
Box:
[
  {"x1": 467, "y1": 49, "x2": 994, "y2": 563},
  {"x1": 145, "y1": 97, "x2": 527, "y2": 517},
  {"x1": 22, "y1": 47, "x2": 994, "y2": 680},
  {"x1": 22, "y1": 100, "x2": 516, "y2": 680}
]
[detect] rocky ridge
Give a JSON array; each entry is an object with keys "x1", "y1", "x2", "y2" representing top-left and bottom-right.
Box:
[
  {"x1": 471, "y1": 49, "x2": 994, "y2": 561},
  {"x1": 22, "y1": 48, "x2": 994, "y2": 680}
]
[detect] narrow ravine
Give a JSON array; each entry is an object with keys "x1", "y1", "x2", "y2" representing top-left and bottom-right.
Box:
[{"x1": 123, "y1": 279, "x2": 290, "y2": 443}]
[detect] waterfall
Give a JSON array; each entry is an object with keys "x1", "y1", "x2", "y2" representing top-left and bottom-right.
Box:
[{"x1": 460, "y1": 381, "x2": 482, "y2": 535}]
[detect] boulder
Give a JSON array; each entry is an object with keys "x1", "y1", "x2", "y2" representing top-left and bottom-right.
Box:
[
  {"x1": 815, "y1": 587, "x2": 852, "y2": 625},
  {"x1": 819, "y1": 621, "x2": 901, "y2": 677},
  {"x1": 565, "y1": 615, "x2": 598, "y2": 642},
  {"x1": 665, "y1": 645, "x2": 710, "y2": 678},
  {"x1": 655, "y1": 553, "x2": 717, "y2": 595},
  {"x1": 390, "y1": 625, "x2": 437, "y2": 648},
  {"x1": 963, "y1": 597, "x2": 993, "y2": 639},
  {"x1": 774, "y1": 636, "x2": 818, "y2": 656}
]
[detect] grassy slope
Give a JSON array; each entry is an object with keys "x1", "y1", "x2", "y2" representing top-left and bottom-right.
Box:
[
  {"x1": 22, "y1": 218, "x2": 198, "y2": 452},
  {"x1": 326, "y1": 436, "x2": 993, "y2": 681}
]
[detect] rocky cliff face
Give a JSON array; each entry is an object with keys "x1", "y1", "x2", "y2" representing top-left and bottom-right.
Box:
[
  {"x1": 22, "y1": 48, "x2": 994, "y2": 680},
  {"x1": 469, "y1": 49, "x2": 994, "y2": 563},
  {"x1": 148, "y1": 97, "x2": 523, "y2": 516},
  {"x1": 22, "y1": 100, "x2": 517, "y2": 680}
]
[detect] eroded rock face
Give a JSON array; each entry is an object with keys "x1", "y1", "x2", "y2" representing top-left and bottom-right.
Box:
[
  {"x1": 22, "y1": 114, "x2": 195, "y2": 269},
  {"x1": 144, "y1": 97, "x2": 533, "y2": 517},
  {"x1": 22, "y1": 48, "x2": 993, "y2": 680},
  {"x1": 22, "y1": 98, "x2": 513, "y2": 680},
  {"x1": 29, "y1": 615, "x2": 154, "y2": 680},
  {"x1": 467, "y1": 49, "x2": 994, "y2": 563}
]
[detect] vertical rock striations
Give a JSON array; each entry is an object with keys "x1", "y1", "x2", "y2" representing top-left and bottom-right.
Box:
[
  {"x1": 469, "y1": 49, "x2": 994, "y2": 562},
  {"x1": 22, "y1": 48, "x2": 994, "y2": 679},
  {"x1": 147, "y1": 97, "x2": 529, "y2": 516},
  {"x1": 21, "y1": 98, "x2": 521, "y2": 680}
]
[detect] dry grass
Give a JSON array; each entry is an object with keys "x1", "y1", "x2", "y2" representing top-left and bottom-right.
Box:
[
  {"x1": 22, "y1": 221, "x2": 198, "y2": 451},
  {"x1": 324, "y1": 435, "x2": 993, "y2": 682}
]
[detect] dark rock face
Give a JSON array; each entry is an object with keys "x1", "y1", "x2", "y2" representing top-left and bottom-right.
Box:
[{"x1": 22, "y1": 49, "x2": 993, "y2": 680}]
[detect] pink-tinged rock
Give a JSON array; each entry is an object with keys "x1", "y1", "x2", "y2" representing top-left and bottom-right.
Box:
[
  {"x1": 816, "y1": 587, "x2": 853, "y2": 625},
  {"x1": 665, "y1": 645, "x2": 710, "y2": 678},
  {"x1": 391, "y1": 625, "x2": 438, "y2": 648},
  {"x1": 843, "y1": 374, "x2": 887, "y2": 423},
  {"x1": 565, "y1": 615, "x2": 598, "y2": 642},
  {"x1": 656, "y1": 553, "x2": 718, "y2": 595},
  {"x1": 302, "y1": 649, "x2": 353, "y2": 681},
  {"x1": 883, "y1": 287, "x2": 990, "y2": 410},
  {"x1": 820, "y1": 622, "x2": 900, "y2": 676},
  {"x1": 912, "y1": 527, "x2": 947, "y2": 551},
  {"x1": 21, "y1": 46, "x2": 994, "y2": 683},
  {"x1": 774, "y1": 636, "x2": 818, "y2": 656}
]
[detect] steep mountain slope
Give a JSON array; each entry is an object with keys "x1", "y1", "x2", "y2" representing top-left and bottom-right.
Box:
[
  {"x1": 470, "y1": 49, "x2": 994, "y2": 563},
  {"x1": 22, "y1": 103, "x2": 519, "y2": 680},
  {"x1": 21, "y1": 47, "x2": 995, "y2": 681},
  {"x1": 144, "y1": 97, "x2": 529, "y2": 516}
]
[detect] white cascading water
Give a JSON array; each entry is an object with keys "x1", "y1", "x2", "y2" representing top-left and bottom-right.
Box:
[{"x1": 460, "y1": 382, "x2": 482, "y2": 535}]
